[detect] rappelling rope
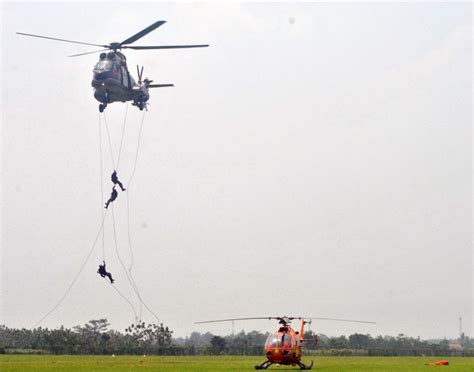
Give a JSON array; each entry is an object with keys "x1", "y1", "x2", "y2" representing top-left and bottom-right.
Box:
[
  {"x1": 124, "y1": 110, "x2": 160, "y2": 323},
  {"x1": 121, "y1": 111, "x2": 147, "y2": 320},
  {"x1": 102, "y1": 109, "x2": 159, "y2": 324},
  {"x1": 99, "y1": 113, "x2": 106, "y2": 261},
  {"x1": 102, "y1": 112, "x2": 116, "y2": 171},
  {"x1": 102, "y1": 104, "x2": 129, "y2": 174},
  {"x1": 100, "y1": 104, "x2": 129, "y2": 263},
  {"x1": 107, "y1": 279, "x2": 138, "y2": 320},
  {"x1": 126, "y1": 109, "x2": 147, "y2": 273},
  {"x1": 33, "y1": 210, "x2": 109, "y2": 328},
  {"x1": 108, "y1": 202, "x2": 146, "y2": 322},
  {"x1": 126, "y1": 191, "x2": 141, "y2": 320},
  {"x1": 32, "y1": 106, "x2": 147, "y2": 329},
  {"x1": 99, "y1": 107, "x2": 139, "y2": 322},
  {"x1": 107, "y1": 109, "x2": 160, "y2": 323},
  {"x1": 110, "y1": 204, "x2": 139, "y2": 299},
  {"x1": 126, "y1": 110, "x2": 147, "y2": 189},
  {"x1": 115, "y1": 103, "x2": 129, "y2": 171}
]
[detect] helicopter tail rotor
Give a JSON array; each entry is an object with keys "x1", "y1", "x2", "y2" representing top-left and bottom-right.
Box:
[
  {"x1": 136, "y1": 64, "x2": 174, "y2": 89},
  {"x1": 143, "y1": 77, "x2": 174, "y2": 89},
  {"x1": 137, "y1": 65, "x2": 145, "y2": 85}
]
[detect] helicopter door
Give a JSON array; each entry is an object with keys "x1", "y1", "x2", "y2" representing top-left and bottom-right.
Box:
[
  {"x1": 121, "y1": 66, "x2": 131, "y2": 88},
  {"x1": 120, "y1": 66, "x2": 125, "y2": 87}
]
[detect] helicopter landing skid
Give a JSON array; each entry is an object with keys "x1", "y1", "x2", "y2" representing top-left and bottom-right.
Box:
[
  {"x1": 99, "y1": 92, "x2": 108, "y2": 112},
  {"x1": 132, "y1": 100, "x2": 147, "y2": 111},
  {"x1": 99, "y1": 103, "x2": 107, "y2": 113},
  {"x1": 297, "y1": 360, "x2": 313, "y2": 370},
  {"x1": 255, "y1": 360, "x2": 272, "y2": 370}
]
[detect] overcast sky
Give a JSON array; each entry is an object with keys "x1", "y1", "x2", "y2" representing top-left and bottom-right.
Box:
[{"x1": 1, "y1": 2, "x2": 472, "y2": 339}]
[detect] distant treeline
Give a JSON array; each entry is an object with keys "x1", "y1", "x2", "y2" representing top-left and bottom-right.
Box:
[{"x1": 1, "y1": 319, "x2": 473, "y2": 357}]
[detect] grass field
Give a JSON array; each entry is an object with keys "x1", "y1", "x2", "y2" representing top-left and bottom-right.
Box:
[{"x1": 1, "y1": 355, "x2": 473, "y2": 371}]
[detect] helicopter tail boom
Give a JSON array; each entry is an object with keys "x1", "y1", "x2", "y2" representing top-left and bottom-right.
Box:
[{"x1": 147, "y1": 84, "x2": 174, "y2": 88}]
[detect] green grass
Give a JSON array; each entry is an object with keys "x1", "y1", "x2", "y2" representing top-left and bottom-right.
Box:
[{"x1": 0, "y1": 355, "x2": 473, "y2": 371}]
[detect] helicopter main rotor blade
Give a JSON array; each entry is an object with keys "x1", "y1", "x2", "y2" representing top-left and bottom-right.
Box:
[
  {"x1": 195, "y1": 316, "x2": 376, "y2": 325},
  {"x1": 16, "y1": 32, "x2": 106, "y2": 48},
  {"x1": 195, "y1": 317, "x2": 274, "y2": 324},
  {"x1": 307, "y1": 317, "x2": 376, "y2": 324},
  {"x1": 120, "y1": 20, "x2": 167, "y2": 46},
  {"x1": 68, "y1": 48, "x2": 109, "y2": 57},
  {"x1": 123, "y1": 44, "x2": 210, "y2": 50}
]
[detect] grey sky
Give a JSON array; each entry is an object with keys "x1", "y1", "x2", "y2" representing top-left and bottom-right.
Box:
[{"x1": 1, "y1": 2, "x2": 472, "y2": 339}]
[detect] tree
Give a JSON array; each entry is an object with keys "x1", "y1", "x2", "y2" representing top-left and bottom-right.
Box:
[
  {"x1": 329, "y1": 335, "x2": 349, "y2": 349},
  {"x1": 125, "y1": 322, "x2": 173, "y2": 354},
  {"x1": 349, "y1": 333, "x2": 371, "y2": 349},
  {"x1": 45, "y1": 326, "x2": 77, "y2": 354},
  {"x1": 73, "y1": 319, "x2": 110, "y2": 354},
  {"x1": 210, "y1": 336, "x2": 227, "y2": 354}
]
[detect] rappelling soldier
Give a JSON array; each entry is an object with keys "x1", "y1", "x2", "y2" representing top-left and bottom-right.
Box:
[
  {"x1": 111, "y1": 170, "x2": 126, "y2": 191},
  {"x1": 97, "y1": 261, "x2": 114, "y2": 283},
  {"x1": 105, "y1": 186, "x2": 118, "y2": 209}
]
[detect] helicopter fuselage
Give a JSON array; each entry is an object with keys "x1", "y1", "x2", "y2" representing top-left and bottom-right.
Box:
[
  {"x1": 255, "y1": 320, "x2": 314, "y2": 370},
  {"x1": 196, "y1": 315, "x2": 373, "y2": 370},
  {"x1": 17, "y1": 20, "x2": 208, "y2": 112},
  {"x1": 91, "y1": 51, "x2": 149, "y2": 107},
  {"x1": 264, "y1": 326, "x2": 303, "y2": 365}
]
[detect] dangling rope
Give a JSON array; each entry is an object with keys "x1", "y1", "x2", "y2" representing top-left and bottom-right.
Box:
[
  {"x1": 126, "y1": 110, "x2": 146, "y2": 273},
  {"x1": 124, "y1": 111, "x2": 160, "y2": 323},
  {"x1": 108, "y1": 205, "x2": 142, "y2": 321},
  {"x1": 126, "y1": 110, "x2": 147, "y2": 189},
  {"x1": 103, "y1": 104, "x2": 129, "y2": 173},
  {"x1": 103, "y1": 112, "x2": 116, "y2": 171},
  {"x1": 102, "y1": 108, "x2": 159, "y2": 324},
  {"x1": 107, "y1": 279, "x2": 138, "y2": 320},
  {"x1": 125, "y1": 110, "x2": 147, "y2": 321},
  {"x1": 33, "y1": 210, "x2": 109, "y2": 328},
  {"x1": 34, "y1": 105, "x2": 154, "y2": 329},
  {"x1": 99, "y1": 106, "x2": 140, "y2": 322},
  {"x1": 116, "y1": 103, "x2": 129, "y2": 171},
  {"x1": 126, "y1": 193, "x2": 140, "y2": 319},
  {"x1": 99, "y1": 113, "x2": 106, "y2": 261},
  {"x1": 110, "y1": 204, "x2": 138, "y2": 296},
  {"x1": 100, "y1": 104, "x2": 129, "y2": 262},
  {"x1": 111, "y1": 200, "x2": 155, "y2": 323},
  {"x1": 100, "y1": 108, "x2": 149, "y2": 322}
]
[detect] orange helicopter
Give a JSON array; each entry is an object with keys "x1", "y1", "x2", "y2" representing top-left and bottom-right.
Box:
[{"x1": 195, "y1": 315, "x2": 376, "y2": 370}]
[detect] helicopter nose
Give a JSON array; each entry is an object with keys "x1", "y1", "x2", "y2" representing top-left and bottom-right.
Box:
[{"x1": 94, "y1": 71, "x2": 113, "y2": 81}]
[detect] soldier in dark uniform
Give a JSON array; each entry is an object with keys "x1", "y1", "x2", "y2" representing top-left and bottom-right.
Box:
[
  {"x1": 97, "y1": 261, "x2": 114, "y2": 283},
  {"x1": 105, "y1": 186, "x2": 118, "y2": 209},
  {"x1": 111, "y1": 170, "x2": 126, "y2": 191}
]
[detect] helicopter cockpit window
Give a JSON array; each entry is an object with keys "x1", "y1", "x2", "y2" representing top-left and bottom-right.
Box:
[
  {"x1": 282, "y1": 334, "x2": 293, "y2": 347},
  {"x1": 94, "y1": 59, "x2": 113, "y2": 72},
  {"x1": 265, "y1": 334, "x2": 281, "y2": 348}
]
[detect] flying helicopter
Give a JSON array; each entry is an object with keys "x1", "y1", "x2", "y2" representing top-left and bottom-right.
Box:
[
  {"x1": 195, "y1": 315, "x2": 376, "y2": 370},
  {"x1": 17, "y1": 21, "x2": 209, "y2": 112}
]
